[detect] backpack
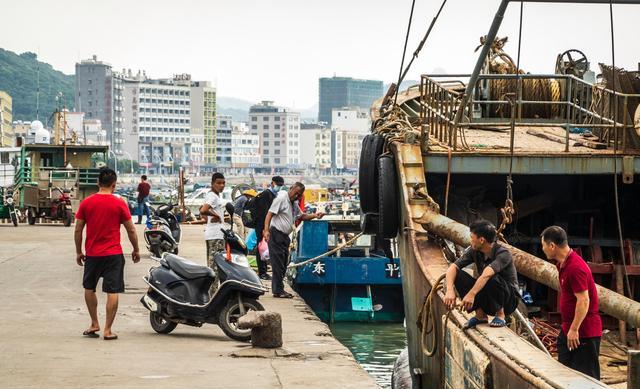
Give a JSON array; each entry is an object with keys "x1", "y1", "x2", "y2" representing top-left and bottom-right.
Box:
[
  {"x1": 241, "y1": 196, "x2": 258, "y2": 228},
  {"x1": 242, "y1": 189, "x2": 276, "y2": 229}
]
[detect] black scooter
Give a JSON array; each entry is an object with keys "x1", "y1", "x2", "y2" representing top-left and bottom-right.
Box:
[
  {"x1": 140, "y1": 203, "x2": 267, "y2": 341},
  {"x1": 144, "y1": 203, "x2": 181, "y2": 257}
]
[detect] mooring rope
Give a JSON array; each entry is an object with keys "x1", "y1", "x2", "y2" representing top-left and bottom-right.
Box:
[{"x1": 287, "y1": 232, "x2": 364, "y2": 269}]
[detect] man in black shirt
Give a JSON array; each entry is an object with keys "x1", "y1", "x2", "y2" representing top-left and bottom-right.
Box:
[
  {"x1": 444, "y1": 220, "x2": 519, "y2": 329},
  {"x1": 253, "y1": 176, "x2": 285, "y2": 280}
]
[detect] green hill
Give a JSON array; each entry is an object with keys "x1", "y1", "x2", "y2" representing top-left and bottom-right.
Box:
[{"x1": 0, "y1": 48, "x2": 74, "y2": 121}]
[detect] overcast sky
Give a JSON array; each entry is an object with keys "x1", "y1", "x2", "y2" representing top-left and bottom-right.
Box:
[{"x1": 3, "y1": 0, "x2": 639, "y2": 109}]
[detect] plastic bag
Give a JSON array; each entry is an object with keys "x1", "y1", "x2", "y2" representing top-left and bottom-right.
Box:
[
  {"x1": 258, "y1": 238, "x2": 270, "y2": 262},
  {"x1": 246, "y1": 229, "x2": 257, "y2": 251}
]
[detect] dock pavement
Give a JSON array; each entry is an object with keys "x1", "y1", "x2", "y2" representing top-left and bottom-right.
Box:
[{"x1": 0, "y1": 224, "x2": 378, "y2": 389}]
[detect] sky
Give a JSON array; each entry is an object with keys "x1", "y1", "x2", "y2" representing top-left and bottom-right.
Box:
[{"x1": 2, "y1": 0, "x2": 639, "y2": 110}]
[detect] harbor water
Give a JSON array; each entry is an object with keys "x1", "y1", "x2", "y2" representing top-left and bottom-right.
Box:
[{"x1": 330, "y1": 322, "x2": 407, "y2": 388}]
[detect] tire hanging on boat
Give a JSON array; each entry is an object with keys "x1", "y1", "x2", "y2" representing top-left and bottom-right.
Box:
[
  {"x1": 360, "y1": 212, "x2": 379, "y2": 235},
  {"x1": 377, "y1": 154, "x2": 400, "y2": 239},
  {"x1": 358, "y1": 134, "x2": 385, "y2": 213}
]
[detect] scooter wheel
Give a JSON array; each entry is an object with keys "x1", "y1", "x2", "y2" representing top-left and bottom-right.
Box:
[
  {"x1": 218, "y1": 298, "x2": 264, "y2": 342},
  {"x1": 149, "y1": 312, "x2": 177, "y2": 334},
  {"x1": 10, "y1": 211, "x2": 18, "y2": 227}
]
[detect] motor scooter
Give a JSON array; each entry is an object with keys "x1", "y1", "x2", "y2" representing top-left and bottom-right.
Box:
[
  {"x1": 144, "y1": 203, "x2": 181, "y2": 256},
  {"x1": 140, "y1": 202, "x2": 266, "y2": 341}
]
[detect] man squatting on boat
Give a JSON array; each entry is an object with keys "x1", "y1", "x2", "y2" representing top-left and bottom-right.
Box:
[
  {"x1": 541, "y1": 226, "x2": 602, "y2": 380},
  {"x1": 444, "y1": 220, "x2": 519, "y2": 329}
]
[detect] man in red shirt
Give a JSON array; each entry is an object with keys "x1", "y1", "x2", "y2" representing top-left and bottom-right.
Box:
[
  {"x1": 74, "y1": 168, "x2": 141, "y2": 340},
  {"x1": 541, "y1": 226, "x2": 602, "y2": 379},
  {"x1": 136, "y1": 175, "x2": 151, "y2": 224}
]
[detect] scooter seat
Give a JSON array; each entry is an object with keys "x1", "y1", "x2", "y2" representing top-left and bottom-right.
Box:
[{"x1": 165, "y1": 254, "x2": 214, "y2": 280}]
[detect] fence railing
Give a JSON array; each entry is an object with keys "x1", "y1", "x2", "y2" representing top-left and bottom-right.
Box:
[{"x1": 420, "y1": 73, "x2": 640, "y2": 151}]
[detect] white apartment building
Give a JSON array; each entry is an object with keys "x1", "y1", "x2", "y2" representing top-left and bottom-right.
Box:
[
  {"x1": 216, "y1": 115, "x2": 232, "y2": 168},
  {"x1": 83, "y1": 119, "x2": 107, "y2": 146},
  {"x1": 122, "y1": 74, "x2": 193, "y2": 174},
  {"x1": 249, "y1": 101, "x2": 300, "y2": 171},
  {"x1": 231, "y1": 126, "x2": 260, "y2": 173},
  {"x1": 331, "y1": 107, "x2": 370, "y2": 133}
]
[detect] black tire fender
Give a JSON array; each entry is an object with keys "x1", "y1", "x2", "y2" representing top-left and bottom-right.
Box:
[
  {"x1": 359, "y1": 134, "x2": 385, "y2": 213},
  {"x1": 360, "y1": 212, "x2": 379, "y2": 235},
  {"x1": 377, "y1": 154, "x2": 400, "y2": 239}
]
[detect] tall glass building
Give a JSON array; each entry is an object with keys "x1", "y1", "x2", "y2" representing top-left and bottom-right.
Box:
[{"x1": 318, "y1": 77, "x2": 383, "y2": 124}]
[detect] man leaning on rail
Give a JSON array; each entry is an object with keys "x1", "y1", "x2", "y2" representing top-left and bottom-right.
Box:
[{"x1": 444, "y1": 220, "x2": 520, "y2": 329}]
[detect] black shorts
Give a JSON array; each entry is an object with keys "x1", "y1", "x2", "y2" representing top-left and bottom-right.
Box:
[{"x1": 83, "y1": 254, "x2": 125, "y2": 293}]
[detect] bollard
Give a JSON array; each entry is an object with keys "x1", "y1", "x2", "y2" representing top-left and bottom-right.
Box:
[
  {"x1": 629, "y1": 350, "x2": 640, "y2": 389},
  {"x1": 237, "y1": 311, "x2": 283, "y2": 348}
]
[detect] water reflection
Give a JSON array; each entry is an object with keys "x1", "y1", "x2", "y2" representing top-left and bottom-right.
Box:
[{"x1": 330, "y1": 322, "x2": 407, "y2": 388}]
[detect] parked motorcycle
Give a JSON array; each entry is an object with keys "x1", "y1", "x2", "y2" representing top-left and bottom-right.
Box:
[
  {"x1": 49, "y1": 187, "x2": 73, "y2": 227},
  {"x1": 140, "y1": 203, "x2": 266, "y2": 341},
  {"x1": 0, "y1": 187, "x2": 18, "y2": 227},
  {"x1": 144, "y1": 203, "x2": 181, "y2": 257}
]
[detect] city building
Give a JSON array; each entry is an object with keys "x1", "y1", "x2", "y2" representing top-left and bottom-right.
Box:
[
  {"x1": 75, "y1": 55, "x2": 125, "y2": 154},
  {"x1": 230, "y1": 124, "x2": 260, "y2": 173},
  {"x1": 314, "y1": 127, "x2": 364, "y2": 173},
  {"x1": 318, "y1": 77, "x2": 383, "y2": 124},
  {"x1": 331, "y1": 107, "x2": 370, "y2": 133},
  {"x1": 190, "y1": 81, "x2": 217, "y2": 169},
  {"x1": 249, "y1": 101, "x2": 300, "y2": 171},
  {"x1": 0, "y1": 91, "x2": 14, "y2": 147},
  {"x1": 300, "y1": 122, "x2": 325, "y2": 168},
  {"x1": 83, "y1": 119, "x2": 107, "y2": 146},
  {"x1": 216, "y1": 115, "x2": 232, "y2": 168},
  {"x1": 11, "y1": 121, "x2": 30, "y2": 142}
]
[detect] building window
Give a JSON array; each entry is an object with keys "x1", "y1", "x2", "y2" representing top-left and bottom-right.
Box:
[
  {"x1": 274, "y1": 133, "x2": 280, "y2": 138},
  {"x1": 251, "y1": 116, "x2": 257, "y2": 121},
  {"x1": 263, "y1": 158, "x2": 269, "y2": 164},
  {"x1": 274, "y1": 141, "x2": 280, "y2": 146},
  {"x1": 251, "y1": 125, "x2": 257, "y2": 130},
  {"x1": 263, "y1": 141, "x2": 269, "y2": 146},
  {"x1": 274, "y1": 158, "x2": 280, "y2": 164},
  {"x1": 274, "y1": 124, "x2": 280, "y2": 129},
  {"x1": 274, "y1": 116, "x2": 280, "y2": 121},
  {"x1": 263, "y1": 125, "x2": 269, "y2": 130}
]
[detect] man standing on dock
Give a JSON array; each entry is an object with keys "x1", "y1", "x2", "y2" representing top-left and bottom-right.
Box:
[
  {"x1": 199, "y1": 173, "x2": 226, "y2": 270},
  {"x1": 253, "y1": 176, "x2": 285, "y2": 280},
  {"x1": 444, "y1": 220, "x2": 519, "y2": 329},
  {"x1": 136, "y1": 175, "x2": 151, "y2": 224},
  {"x1": 75, "y1": 168, "x2": 140, "y2": 340},
  {"x1": 541, "y1": 226, "x2": 601, "y2": 380},
  {"x1": 263, "y1": 182, "x2": 324, "y2": 298}
]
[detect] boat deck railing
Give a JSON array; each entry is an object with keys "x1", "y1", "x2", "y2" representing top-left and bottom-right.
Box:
[{"x1": 419, "y1": 73, "x2": 640, "y2": 152}]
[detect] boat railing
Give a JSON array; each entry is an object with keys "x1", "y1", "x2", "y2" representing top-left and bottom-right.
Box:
[{"x1": 420, "y1": 73, "x2": 640, "y2": 152}]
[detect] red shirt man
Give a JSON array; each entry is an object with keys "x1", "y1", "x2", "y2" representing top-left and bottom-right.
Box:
[
  {"x1": 74, "y1": 168, "x2": 140, "y2": 340},
  {"x1": 541, "y1": 226, "x2": 601, "y2": 380}
]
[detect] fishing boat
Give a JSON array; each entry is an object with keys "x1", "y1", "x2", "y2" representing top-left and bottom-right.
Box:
[
  {"x1": 288, "y1": 216, "x2": 404, "y2": 323},
  {"x1": 363, "y1": 0, "x2": 640, "y2": 387}
]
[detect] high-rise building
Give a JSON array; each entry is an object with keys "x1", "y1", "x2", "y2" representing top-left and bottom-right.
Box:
[
  {"x1": 190, "y1": 81, "x2": 217, "y2": 168},
  {"x1": 75, "y1": 55, "x2": 124, "y2": 153},
  {"x1": 318, "y1": 77, "x2": 383, "y2": 124},
  {"x1": 216, "y1": 115, "x2": 232, "y2": 168},
  {"x1": 299, "y1": 123, "x2": 325, "y2": 169},
  {"x1": 0, "y1": 91, "x2": 14, "y2": 147},
  {"x1": 249, "y1": 101, "x2": 300, "y2": 170},
  {"x1": 122, "y1": 73, "x2": 193, "y2": 174}
]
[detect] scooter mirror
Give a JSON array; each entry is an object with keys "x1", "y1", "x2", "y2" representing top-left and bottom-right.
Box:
[{"x1": 225, "y1": 202, "x2": 235, "y2": 217}]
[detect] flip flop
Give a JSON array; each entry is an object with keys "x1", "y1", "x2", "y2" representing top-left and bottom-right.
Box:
[
  {"x1": 82, "y1": 330, "x2": 100, "y2": 338},
  {"x1": 490, "y1": 317, "x2": 507, "y2": 327},
  {"x1": 103, "y1": 334, "x2": 118, "y2": 340},
  {"x1": 273, "y1": 292, "x2": 294, "y2": 299},
  {"x1": 462, "y1": 317, "x2": 488, "y2": 330}
]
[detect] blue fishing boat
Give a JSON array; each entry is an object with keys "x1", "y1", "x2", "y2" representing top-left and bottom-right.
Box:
[{"x1": 288, "y1": 217, "x2": 404, "y2": 322}]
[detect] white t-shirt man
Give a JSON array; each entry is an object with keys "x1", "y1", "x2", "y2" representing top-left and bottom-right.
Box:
[{"x1": 204, "y1": 191, "x2": 224, "y2": 241}]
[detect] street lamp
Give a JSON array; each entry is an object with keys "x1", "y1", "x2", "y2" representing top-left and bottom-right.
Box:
[{"x1": 108, "y1": 150, "x2": 119, "y2": 174}]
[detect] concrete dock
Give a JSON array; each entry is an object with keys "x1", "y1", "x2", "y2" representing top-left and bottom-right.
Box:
[{"x1": 0, "y1": 224, "x2": 378, "y2": 389}]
